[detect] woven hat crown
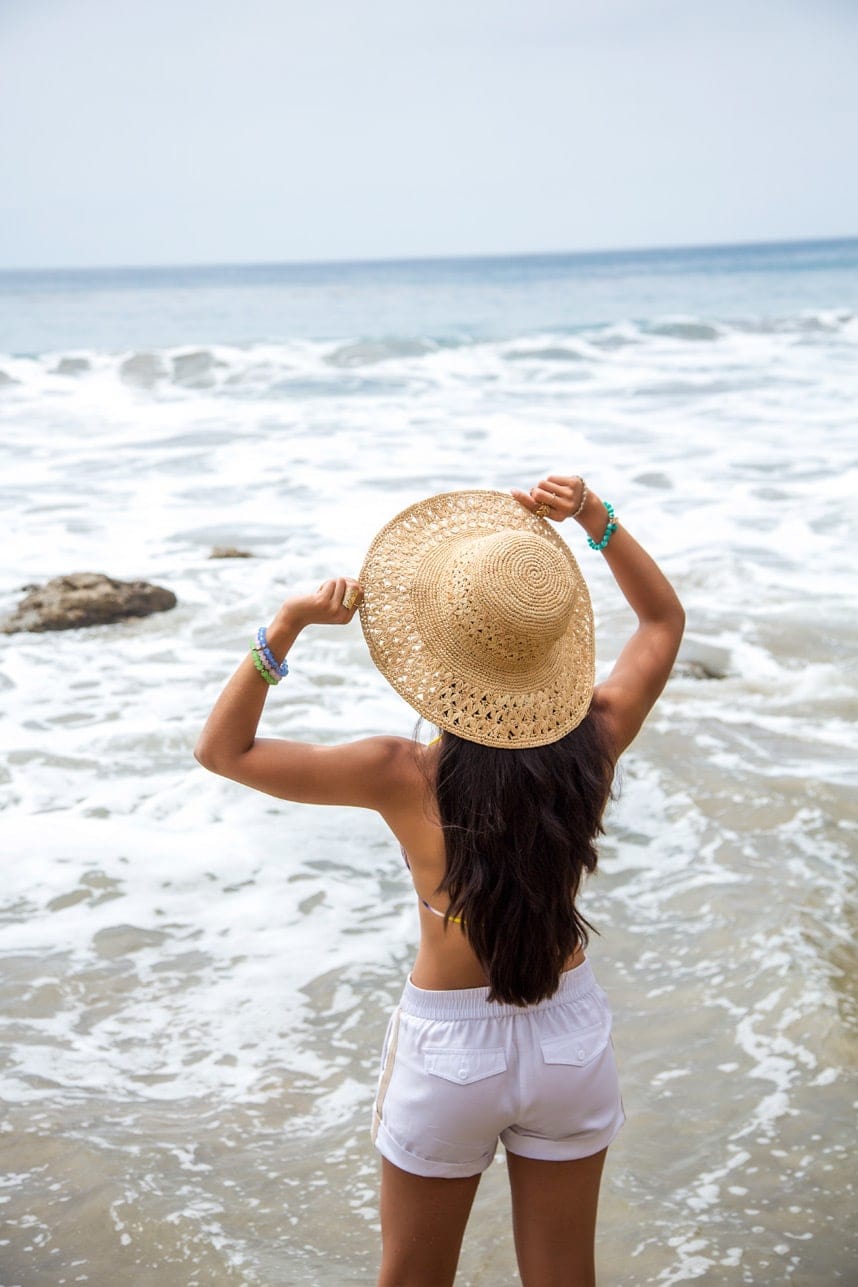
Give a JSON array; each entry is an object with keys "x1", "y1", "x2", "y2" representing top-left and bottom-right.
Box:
[
  {"x1": 415, "y1": 530, "x2": 577, "y2": 680},
  {"x1": 359, "y1": 490, "x2": 595, "y2": 748}
]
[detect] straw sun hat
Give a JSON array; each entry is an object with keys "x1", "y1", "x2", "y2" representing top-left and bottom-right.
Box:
[{"x1": 358, "y1": 490, "x2": 595, "y2": 748}]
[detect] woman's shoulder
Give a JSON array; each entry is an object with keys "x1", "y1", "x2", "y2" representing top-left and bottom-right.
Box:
[
  {"x1": 358, "y1": 735, "x2": 440, "y2": 830},
  {"x1": 358, "y1": 735, "x2": 433, "y2": 788}
]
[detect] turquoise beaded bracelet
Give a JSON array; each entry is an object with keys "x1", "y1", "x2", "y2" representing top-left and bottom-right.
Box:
[{"x1": 587, "y1": 501, "x2": 618, "y2": 551}]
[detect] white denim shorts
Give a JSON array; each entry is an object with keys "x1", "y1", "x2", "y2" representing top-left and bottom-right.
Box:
[{"x1": 371, "y1": 959, "x2": 624, "y2": 1179}]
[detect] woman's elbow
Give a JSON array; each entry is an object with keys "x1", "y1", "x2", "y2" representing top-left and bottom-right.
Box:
[
  {"x1": 668, "y1": 602, "x2": 686, "y2": 655},
  {"x1": 194, "y1": 735, "x2": 251, "y2": 780},
  {"x1": 649, "y1": 599, "x2": 685, "y2": 641},
  {"x1": 194, "y1": 736, "x2": 222, "y2": 774},
  {"x1": 674, "y1": 601, "x2": 686, "y2": 637}
]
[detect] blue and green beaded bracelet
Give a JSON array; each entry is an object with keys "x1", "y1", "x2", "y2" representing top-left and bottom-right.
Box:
[
  {"x1": 250, "y1": 646, "x2": 280, "y2": 685},
  {"x1": 256, "y1": 626, "x2": 289, "y2": 678},
  {"x1": 587, "y1": 501, "x2": 618, "y2": 551}
]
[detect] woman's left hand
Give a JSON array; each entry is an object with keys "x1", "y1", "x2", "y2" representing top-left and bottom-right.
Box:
[{"x1": 275, "y1": 577, "x2": 363, "y2": 631}]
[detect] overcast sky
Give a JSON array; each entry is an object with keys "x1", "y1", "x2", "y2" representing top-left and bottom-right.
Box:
[{"x1": 1, "y1": 0, "x2": 856, "y2": 268}]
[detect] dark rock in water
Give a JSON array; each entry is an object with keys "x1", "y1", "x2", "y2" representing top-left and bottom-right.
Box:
[
  {"x1": 2, "y1": 573, "x2": 177, "y2": 633},
  {"x1": 209, "y1": 546, "x2": 253, "y2": 559},
  {"x1": 673, "y1": 660, "x2": 722, "y2": 680},
  {"x1": 0, "y1": 369, "x2": 19, "y2": 388}
]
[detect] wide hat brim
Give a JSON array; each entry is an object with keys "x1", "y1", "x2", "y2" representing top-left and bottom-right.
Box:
[{"x1": 358, "y1": 490, "x2": 595, "y2": 747}]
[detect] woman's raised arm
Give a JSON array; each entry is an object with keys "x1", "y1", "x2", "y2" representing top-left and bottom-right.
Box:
[
  {"x1": 194, "y1": 577, "x2": 415, "y2": 811},
  {"x1": 512, "y1": 474, "x2": 685, "y2": 756}
]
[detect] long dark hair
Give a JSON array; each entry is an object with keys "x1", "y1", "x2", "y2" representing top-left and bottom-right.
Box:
[{"x1": 433, "y1": 708, "x2": 615, "y2": 1005}]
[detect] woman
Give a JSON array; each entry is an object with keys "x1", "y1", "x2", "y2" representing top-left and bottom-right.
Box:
[{"x1": 195, "y1": 474, "x2": 684, "y2": 1286}]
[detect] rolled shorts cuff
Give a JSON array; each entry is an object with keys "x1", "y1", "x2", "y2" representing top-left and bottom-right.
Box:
[
  {"x1": 374, "y1": 1120, "x2": 496, "y2": 1179},
  {"x1": 502, "y1": 1104, "x2": 626, "y2": 1163}
]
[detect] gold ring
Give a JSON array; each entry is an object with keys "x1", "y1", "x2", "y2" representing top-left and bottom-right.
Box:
[
  {"x1": 534, "y1": 502, "x2": 551, "y2": 518},
  {"x1": 343, "y1": 588, "x2": 361, "y2": 611}
]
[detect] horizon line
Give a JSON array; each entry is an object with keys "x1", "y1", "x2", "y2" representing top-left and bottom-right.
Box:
[{"x1": 2, "y1": 232, "x2": 856, "y2": 277}]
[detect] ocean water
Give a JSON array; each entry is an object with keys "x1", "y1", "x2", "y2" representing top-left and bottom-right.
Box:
[{"x1": 1, "y1": 239, "x2": 856, "y2": 1285}]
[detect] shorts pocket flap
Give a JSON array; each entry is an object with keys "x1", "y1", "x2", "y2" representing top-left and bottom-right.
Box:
[
  {"x1": 424, "y1": 1047, "x2": 507, "y2": 1084},
  {"x1": 541, "y1": 1022, "x2": 611, "y2": 1067}
]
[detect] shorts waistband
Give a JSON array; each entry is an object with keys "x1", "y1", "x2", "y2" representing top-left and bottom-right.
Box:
[{"x1": 400, "y1": 959, "x2": 598, "y2": 1020}]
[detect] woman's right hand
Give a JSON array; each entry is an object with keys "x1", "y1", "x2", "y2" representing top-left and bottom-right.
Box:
[{"x1": 510, "y1": 475, "x2": 588, "y2": 523}]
